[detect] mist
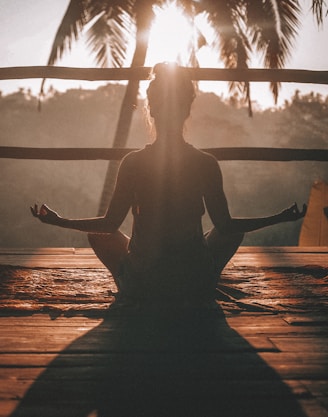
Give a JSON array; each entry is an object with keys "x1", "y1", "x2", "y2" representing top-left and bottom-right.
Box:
[{"x1": 1, "y1": 84, "x2": 327, "y2": 247}]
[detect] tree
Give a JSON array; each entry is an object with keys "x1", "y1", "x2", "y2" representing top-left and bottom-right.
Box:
[{"x1": 41, "y1": 0, "x2": 325, "y2": 213}]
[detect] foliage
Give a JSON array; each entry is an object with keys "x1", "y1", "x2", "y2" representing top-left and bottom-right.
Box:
[
  {"x1": 42, "y1": 0, "x2": 326, "y2": 213},
  {"x1": 0, "y1": 85, "x2": 327, "y2": 247},
  {"x1": 43, "y1": 0, "x2": 305, "y2": 104}
]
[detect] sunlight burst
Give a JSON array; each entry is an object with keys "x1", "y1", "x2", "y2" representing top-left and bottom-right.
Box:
[{"x1": 146, "y1": 2, "x2": 196, "y2": 66}]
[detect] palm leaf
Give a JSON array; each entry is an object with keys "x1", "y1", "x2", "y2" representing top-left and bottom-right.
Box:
[
  {"x1": 46, "y1": 0, "x2": 87, "y2": 67},
  {"x1": 247, "y1": 0, "x2": 300, "y2": 103},
  {"x1": 40, "y1": 0, "x2": 136, "y2": 98},
  {"x1": 86, "y1": 8, "x2": 133, "y2": 68},
  {"x1": 39, "y1": 0, "x2": 93, "y2": 98},
  {"x1": 311, "y1": 0, "x2": 328, "y2": 25},
  {"x1": 197, "y1": 1, "x2": 253, "y2": 110}
]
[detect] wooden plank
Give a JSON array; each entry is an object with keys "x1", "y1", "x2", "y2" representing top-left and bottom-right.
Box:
[
  {"x1": 269, "y1": 337, "x2": 328, "y2": 352},
  {"x1": 0, "y1": 335, "x2": 278, "y2": 354},
  {"x1": 0, "y1": 248, "x2": 76, "y2": 255},
  {"x1": 0, "y1": 254, "x2": 105, "y2": 268},
  {"x1": 0, "y1": 249, "x2": 326, "y2": 417},
  {"x1": 3, "y1": 351, "x2": 327, "y2": 368},
  {"x1": 229, "y1": 253, "x2": 328, "y2": 267},
  {"x1": 2, "y1": 359, "x2": 326, "y2": 381},
  {"x1": 235, "y1": 247, "x2": 328, "y2": 253},
  {"x1": 1, "y1": 246, "x2": 327, "y2": 255},
  {"x1": 1, "y1": 66, "x2": 328, "y2": 84},
  {"x1": 0, "y1": 402, "x2": 19, "y2": 417},
  {"x1": 0, "y1": 328, "x2": 326, "y2": 417},
  {"x1": 0, "y1": 381, "x2": 321, "y2": 417},
  {"x1": 1, "y1": 146, "x2": 328, "y2": 161},
  {"x1": 1, "y1": 247, "x2": 327, "y2": 267},
  {"x1": 260, "y1": 352, "x2": 328, "y2": 366},
  {"x1": 283, "y1": 315, "x2": 328, "y2": 326},
  {"x1": 297, "y1": 399, "x2": 328, "y2": 417},
  {"x1": 0, "y1": 316, "x2": 102, "y2": 327}
]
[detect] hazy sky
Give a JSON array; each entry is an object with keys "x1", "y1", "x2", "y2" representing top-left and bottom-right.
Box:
[{"x1": 1, "y1": 0, "x2": 327, "y2": 108}]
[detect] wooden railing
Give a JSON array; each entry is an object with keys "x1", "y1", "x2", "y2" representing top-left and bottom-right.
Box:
[
  {"x1": 1, "y1": 66, "x2": 328, "y2": 84},
  {"x1": 1, "y1": 66, "x2": 328, "y2": 162},
  {"x1": 0, "y1": 146, "x2": 327, "y2": 161}
]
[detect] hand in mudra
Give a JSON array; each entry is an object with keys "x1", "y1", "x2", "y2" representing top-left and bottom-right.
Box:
[
  {"x1": 279, "y1": 203, "x2": 307, "y2": 222},
  {"x1": 30, "y1": 204, "x2": 60, "y2": 225}
]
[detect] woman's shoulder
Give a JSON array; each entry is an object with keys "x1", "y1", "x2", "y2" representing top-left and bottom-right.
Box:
[
  {"x1": 119, "y1": 145, "x2": 154, "y2": 173},
  {"x1": 121, "y1": 147, "x2": 147, "y2": 164},
  {"x1": 186, "y1": 144, "x2": 218, "y2": 165}
]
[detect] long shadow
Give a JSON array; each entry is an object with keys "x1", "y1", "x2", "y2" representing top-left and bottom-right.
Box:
[{"x1": 10, "y1": 306, "x2": 307, "y2": 417}]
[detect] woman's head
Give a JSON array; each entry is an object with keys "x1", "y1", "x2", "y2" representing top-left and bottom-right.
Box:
[{"x1": 146, "y1": 62, "x2": 196, "y2": 124}]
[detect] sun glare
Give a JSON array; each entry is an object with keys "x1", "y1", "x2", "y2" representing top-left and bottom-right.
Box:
[{"x1": 146, "y1": 3, "x2": 196, "y2": 66}]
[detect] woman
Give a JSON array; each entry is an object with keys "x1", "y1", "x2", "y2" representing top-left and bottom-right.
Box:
[{"x1": 31, "y1": 63, "x2": 306, "y2": 306}]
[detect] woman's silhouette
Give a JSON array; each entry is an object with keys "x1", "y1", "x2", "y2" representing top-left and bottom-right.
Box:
[{"x1": 31, "y1": 62, "x2": 306, "y2": 306}]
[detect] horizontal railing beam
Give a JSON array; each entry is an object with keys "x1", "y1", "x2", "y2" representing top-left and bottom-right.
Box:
[
  {"x1": 0, "y1": 147, "x2": 327, "y2": 161},
  {"x1": 1, "y1": 66, "x2": 328, "y2": 84}
]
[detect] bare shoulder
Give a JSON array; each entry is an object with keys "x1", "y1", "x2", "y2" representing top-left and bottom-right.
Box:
[
  {"x1": 188, "y1": 145, "x2": 221, "y2": 172},
  {"x1": 119, "y1": 149, "x2": 142, "y2": 168}
]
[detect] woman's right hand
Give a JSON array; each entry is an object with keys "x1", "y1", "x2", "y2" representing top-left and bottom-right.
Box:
[{"x1": 30, "y1": 204, "x2": 60, "y2": 225}]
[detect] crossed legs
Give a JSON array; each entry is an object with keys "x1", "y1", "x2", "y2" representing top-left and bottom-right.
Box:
[{"x1": 88, "y1": 228, "x2": 244, "y2": 289}]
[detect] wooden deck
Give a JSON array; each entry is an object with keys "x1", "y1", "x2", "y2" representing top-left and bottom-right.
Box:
[{"x1": 0, "y1": 247, "x2": 327, "y2": 417}]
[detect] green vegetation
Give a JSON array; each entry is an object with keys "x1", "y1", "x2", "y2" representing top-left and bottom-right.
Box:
[{"x1": 0, "y1": 85, "x2": 327, "y2": 247}]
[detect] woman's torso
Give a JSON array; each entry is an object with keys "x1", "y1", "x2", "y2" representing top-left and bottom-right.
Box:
[{"x1": 128, "y1": 142, "x2": 212, "y2": 258}]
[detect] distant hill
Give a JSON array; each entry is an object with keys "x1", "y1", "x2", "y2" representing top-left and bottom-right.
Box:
[{"x1": 1, "y1": 85, "x2": 327, "y2": 247}]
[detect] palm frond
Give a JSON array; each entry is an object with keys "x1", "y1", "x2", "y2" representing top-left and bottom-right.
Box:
[
  {"x1": 45, "y1": 0, "x2": 136, "y2": 68},
  {"x1": 39, "y1": 0, "x2": 88, "y2": 101},
  {"x1": 247, "y1": 0, "x2": 300, "y2": 102},
  {"x1": 197, "y1": 1, "x2": 236, "y2": 67},
  {"x1": 86, "y1": 7, "x2": 133, "y2": 67},
  {"x1": 197, "y1": 1, "x2": 253, "y2": 111},
  {"x1": 46, "y1": 0, "x2": 88, "y2": 66},
  {"x1": 39, "y1": 0, "x2": 136, "y2": 100},
  {"x1": 311, "y1": 0, "x2": 327, "y2": 26}
]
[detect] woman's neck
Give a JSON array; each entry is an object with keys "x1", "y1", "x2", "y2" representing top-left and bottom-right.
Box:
[{"x1": 154, "y1": 119, "x2": 185, "y2": 145}]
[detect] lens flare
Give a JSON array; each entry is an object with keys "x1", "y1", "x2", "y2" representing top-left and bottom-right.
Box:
[{"x1": 146, "y1": 2, "x2": 196, "y2": 66}]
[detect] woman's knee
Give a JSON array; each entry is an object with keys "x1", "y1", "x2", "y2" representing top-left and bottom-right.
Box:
[
  {"x1": 88, "y1": 231, "x2": 129, "y2": 253},
  {"x1": 87, "y1": 231, "x2": 130, "y2": 275},
  {"x1": 205, "y1": 228, "x2": 244, "y2": 250},
  {"x1": 205, "y1": 228, "x2": 244, "y2": 274}
]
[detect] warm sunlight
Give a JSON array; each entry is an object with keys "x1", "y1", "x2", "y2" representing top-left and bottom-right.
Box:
[{"x1": 145, "y1": 2, "x2": 197, "y2": 66}]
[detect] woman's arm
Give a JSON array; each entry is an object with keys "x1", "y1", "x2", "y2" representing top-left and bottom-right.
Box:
[
  {"x1": 31, "y1": 153, "x2": 135, "y2": 234},
  {"x1": 204, "y1": 156, "x2": 306, "y2": 234},
  {"x1": 227, "y1": 203, "x2": 307, "y2": 234},
  {"x1": 30, "y1": 204, "x2": 119, "y2": 233}
]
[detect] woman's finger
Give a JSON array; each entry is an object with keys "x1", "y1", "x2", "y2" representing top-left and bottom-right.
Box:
[
  {"x1": 30, "y1": 206, "x2": 38, "y2": 217},
  {"x1": 40, "y1": 205, "x2": 48, "y2": 216}
]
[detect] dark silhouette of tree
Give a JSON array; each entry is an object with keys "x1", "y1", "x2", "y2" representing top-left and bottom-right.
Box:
[{"x1": 41, "y1": 0, "x2": 325, "y2": 213}]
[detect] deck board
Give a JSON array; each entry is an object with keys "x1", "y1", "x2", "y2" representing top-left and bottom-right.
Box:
[
  {"x1": 1, "y1": 246, "x2": 327, "y2": 268},
  {"x1": 0, "y1": 247, "x2": 327, "y2": 417}
]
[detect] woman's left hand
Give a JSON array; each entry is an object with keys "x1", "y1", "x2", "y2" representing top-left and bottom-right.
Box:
[{"x1": 279, "y1": 203, "x2": 307, "y2": 222}]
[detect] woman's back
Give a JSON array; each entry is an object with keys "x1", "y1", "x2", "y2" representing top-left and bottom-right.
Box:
[
  {"x1": 128, "y1": 141, "x2": 214, "y2": 256},
  {"x1": 117, "y1": 141, "x2": 218, "y2": 304}
]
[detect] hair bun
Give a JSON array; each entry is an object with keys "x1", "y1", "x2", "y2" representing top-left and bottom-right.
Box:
[
  {"x1": 153, "y1": 62, "x2": 178, "y2": 76},
  {"x1": 151, "y1": 62, "x2": 188, "y2": 82},
  {"x1": 147, "y1": 62, "x2": 196, "y2": 118}
]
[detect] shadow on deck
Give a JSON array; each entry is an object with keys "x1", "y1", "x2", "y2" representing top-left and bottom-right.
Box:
[
  {"x1": 6, "y1": 307, "x2": 310, "y2": 417},
  {"x1": 0, "y1": 247, "x2": 327, "y2": 417}
]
